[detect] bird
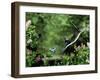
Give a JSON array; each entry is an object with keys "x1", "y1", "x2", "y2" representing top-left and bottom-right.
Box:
[{"x1": 49, "y1": 47, "x2": 56, "y2": 53}]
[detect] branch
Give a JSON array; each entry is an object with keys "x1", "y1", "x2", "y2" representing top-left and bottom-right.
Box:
[
  {"x1": 62, "y1": 28, "x2": 87, "y2": 52},
  {"x1": 70, "y1": 21, "x2": 80, "y2": 32}
]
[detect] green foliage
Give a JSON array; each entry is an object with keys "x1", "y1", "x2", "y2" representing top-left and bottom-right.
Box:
[
  {"x1": 26, "y1": 12, "x2": 90, "y2": 67},
  {"x1": 26, "y1": 52, "x2": 36, "y2": 67}
]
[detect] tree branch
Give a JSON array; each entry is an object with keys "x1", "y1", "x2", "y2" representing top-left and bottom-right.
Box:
[
  {"x1": 70, "y1": 21, "x2": 80, "y2": 32},
  {"x1": 62, "y1": 28, "x2": 88, "y2": 53}
]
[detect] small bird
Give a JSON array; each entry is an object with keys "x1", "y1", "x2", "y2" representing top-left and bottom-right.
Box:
[{"x1": 49, "y1": 47, "x2": 56, "y2": 53}]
